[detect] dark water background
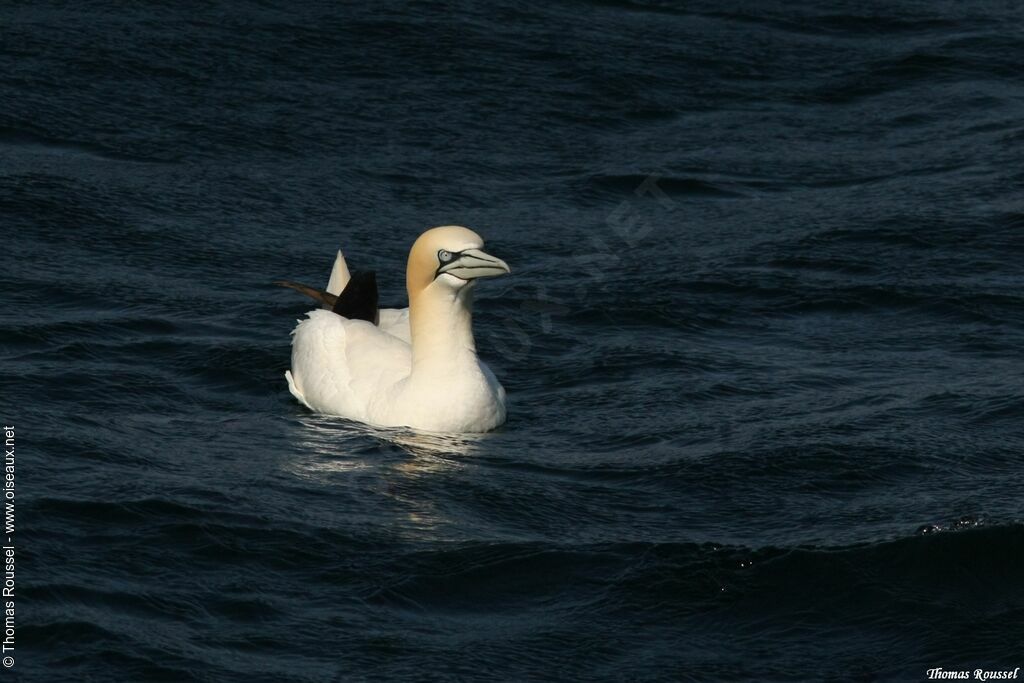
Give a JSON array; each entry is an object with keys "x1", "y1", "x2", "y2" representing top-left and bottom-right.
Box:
[{"x1": 3, "y1": 1, "x2": 1024, "y2": 680}]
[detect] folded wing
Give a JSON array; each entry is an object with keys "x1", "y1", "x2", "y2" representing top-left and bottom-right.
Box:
[{"x1": 287, "y1": 310, "x2": 412, "y2": 423}]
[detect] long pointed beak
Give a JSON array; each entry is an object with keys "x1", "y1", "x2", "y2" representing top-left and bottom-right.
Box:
[{"x1": 438, "y1": 248, "x2": 510, "y2": 280}]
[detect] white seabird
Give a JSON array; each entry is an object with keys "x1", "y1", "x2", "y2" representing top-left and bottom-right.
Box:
[{"x1": 280, "y1": 225, "x2": 511, "y2": 433}]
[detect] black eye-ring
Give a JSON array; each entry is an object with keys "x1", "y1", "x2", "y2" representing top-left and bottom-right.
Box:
[{"x1": 438, "y1": 249, "x2": 454, "y2": 263}]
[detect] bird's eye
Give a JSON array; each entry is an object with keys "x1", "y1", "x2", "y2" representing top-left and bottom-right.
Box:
[{"x1": 438, "y1": 249, "x2": 453, "y2": 263}]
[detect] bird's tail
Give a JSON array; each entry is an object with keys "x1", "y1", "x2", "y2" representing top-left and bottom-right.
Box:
[{"x1": 326, "y1": 250, "x2": 351, "y2": 296}]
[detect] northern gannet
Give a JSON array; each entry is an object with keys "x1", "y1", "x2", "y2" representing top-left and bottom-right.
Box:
[{"x1": 278, "y1": 226, "x2": 511, "y2": 433}]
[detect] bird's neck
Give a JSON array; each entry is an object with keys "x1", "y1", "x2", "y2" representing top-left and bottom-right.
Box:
[{"x1": 408, "y1": 285, "x2": 479, "y2": 373}]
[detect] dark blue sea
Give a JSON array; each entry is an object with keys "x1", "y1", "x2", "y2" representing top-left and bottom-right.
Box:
[{"x1": 3, "y1": 1, "x2": 1023, "y2": 680}]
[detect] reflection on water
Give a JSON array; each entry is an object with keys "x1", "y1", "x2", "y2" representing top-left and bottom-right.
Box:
[
  {"x1": 390, "y1": 429, "x2": 486, "y2": 458},
  {"x1": 284, "y1": 412, "x2": 487, "y2": 479},
  {"x1": 282, "y1": 414, "x2": 496, "y2": 542}
]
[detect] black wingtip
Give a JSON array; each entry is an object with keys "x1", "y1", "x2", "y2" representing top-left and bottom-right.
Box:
[{"x1": 332, "y1": 271, "x2": 379, "y2": 325}]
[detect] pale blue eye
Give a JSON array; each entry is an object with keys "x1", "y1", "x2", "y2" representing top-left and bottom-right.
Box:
[{"x1": 438, "y1": 249, "x2": 453, "y2": 263}]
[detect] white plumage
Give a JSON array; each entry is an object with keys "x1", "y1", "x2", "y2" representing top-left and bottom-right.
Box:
[{"x1": 284, "y1": 226, "x2": 510, "y2": 433}]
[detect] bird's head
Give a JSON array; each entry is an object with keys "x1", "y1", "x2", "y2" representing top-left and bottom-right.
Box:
[{"x1": 406, "y1": 225, "x2": 510, "y2": 299}]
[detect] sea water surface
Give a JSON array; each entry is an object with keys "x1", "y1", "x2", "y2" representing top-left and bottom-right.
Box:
[{"x1": 2, "y1": 1, "x2": 1023, "y2": 680}]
